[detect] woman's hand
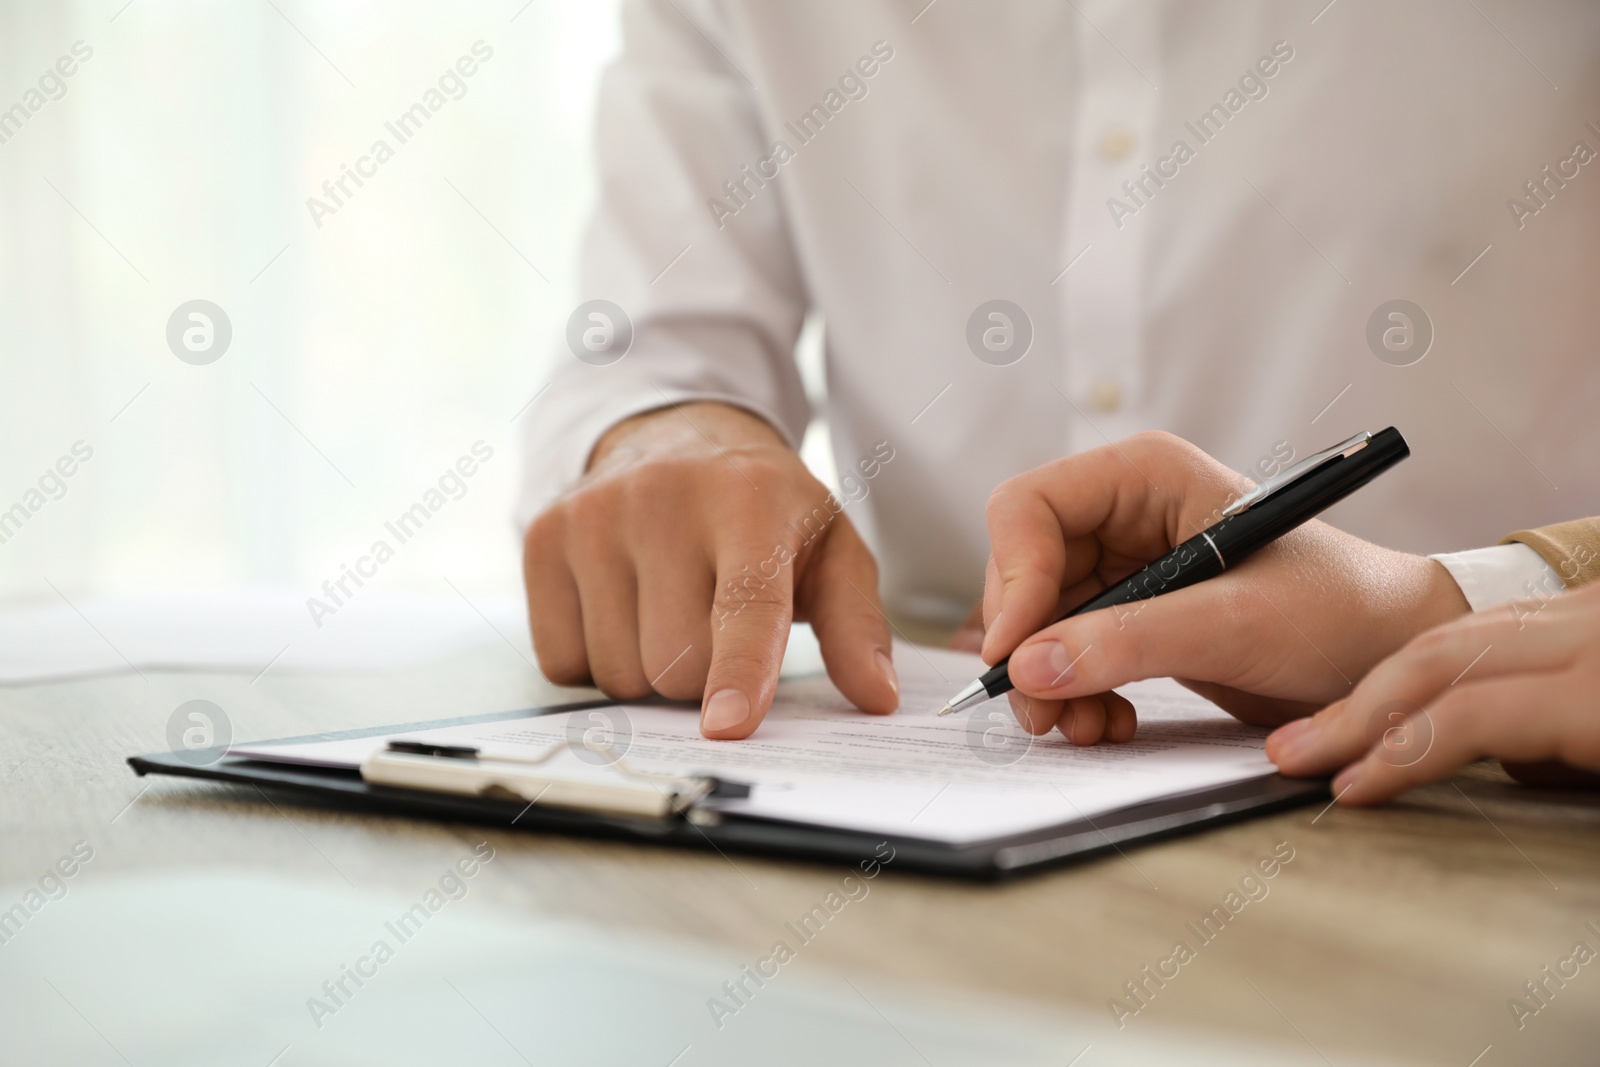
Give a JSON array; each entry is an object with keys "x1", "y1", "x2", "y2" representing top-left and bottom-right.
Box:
[
  {"x1": 1267, "y1": 580, "x2": 1600, "y2": 804},
  {"x1": 981, "y1": 432, "x2": 1470, "y2": 743}
]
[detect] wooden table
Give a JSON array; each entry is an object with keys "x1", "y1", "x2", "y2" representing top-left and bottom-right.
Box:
[{"x1": 4, "y1": 643, "x2": 1597, "y2": 1065}]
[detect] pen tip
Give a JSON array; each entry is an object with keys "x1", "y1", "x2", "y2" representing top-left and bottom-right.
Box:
[{"x1": 936, "y1": 704, "x2": 953, "y2": 717}]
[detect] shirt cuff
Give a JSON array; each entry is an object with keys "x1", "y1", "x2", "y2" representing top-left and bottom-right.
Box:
[{"x1": 1428, "y1": 543, "x2": 1565, "y2": 612}]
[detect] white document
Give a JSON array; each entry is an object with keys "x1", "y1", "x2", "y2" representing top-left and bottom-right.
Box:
[{"x1": 230, "y1": 643, "x2": 1276, "y2": 846}]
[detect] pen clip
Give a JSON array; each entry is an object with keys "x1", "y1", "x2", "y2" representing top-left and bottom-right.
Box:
[{"x1": 1222, "y1": 430, "x2": 1372, "y2": 517}]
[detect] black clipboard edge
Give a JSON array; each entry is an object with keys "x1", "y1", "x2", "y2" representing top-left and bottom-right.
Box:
[{"x1": 127, "y1": 700, "x2": 1330, "y2": 880}]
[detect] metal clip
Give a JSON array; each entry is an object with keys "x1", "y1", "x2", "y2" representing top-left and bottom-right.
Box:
[
  {"x1": 1222, "y1": 431, "x2": 1372, "y2": 517},
  {"x1": 368, "y1": 736, "x2": 720, "y2": 819}
]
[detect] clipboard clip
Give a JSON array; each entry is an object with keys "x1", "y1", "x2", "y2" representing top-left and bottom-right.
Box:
[
  {"x1": 1222, "y1": 430, "x2": 1372, "y2": 517},
  {"x1": 361, "y1": 737, "x2": 747, "y2": 824}
]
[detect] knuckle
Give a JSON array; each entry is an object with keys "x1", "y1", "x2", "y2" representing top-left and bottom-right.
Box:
[
  {"x1": 984, "y1": 484, "x2": 1016, "y2": 523},
  {"x1": 820, "y1": 523, "x2": 878, "y2": 579},
  {"x1": 984, "y1": 477, "x2": 1040, "y2": 530},
  {"x1": 720, "y1": 453, "x2": 797, "y2": 499},
  {"x1": 654, "y1": 670, "x2": 705, "y2": 702},
  {"x1": 564, "y1": 484, "x2": 619, "y2": 534},
  {"x1": 786, "y1": 503, "x2": 838, "y2": 546},
  {"x1": 641, "y1": 641, "x2": 708, "y2": 701},
  {"x1": 1128, "y1": 429, "x2": 1200, "y2": 468},
  {"x1": 533, "y1": 644, "x2": 587, "y2": 688},
  {"x1": 998, "y1": 557, "x2": 1056, "y2": 592},
  {"x1": 713, "y1": 571, "x2": 789, "y2": 615},
  {"x1": 523, "y1": 508, "x2": 564, "y2": 558},
  {"x1": 625, "y1": 466, "x2": 676, "y2": 510},
  {"x1": 1127, "y1": 428, "x2": 1183, "y2": 452},
  {"x1": 646, "y1": 454, "x2": 731, "y2": 507},
  {"x1": 589, "y1": 660, "x2": 651, "y2": 701},
  {"x1": 708, "y1": 647, "x2": 777, "y2": 690}
]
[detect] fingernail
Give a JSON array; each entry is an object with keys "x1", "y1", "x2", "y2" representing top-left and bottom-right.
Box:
[
  {"x1": 1332, "y1": 760, "x2": 1366, "y2": 797},
  {"x1": 1268, "y1": 717, "x2": 1319, "y2": 763},
  {"x1": 1009, "y1": 641, "x2": 1073, "y2": 690},
  {"x1": 875, "y1": 650, "x2": 899, "y2": 698},
  {"x1": 702, "y1": 689, "x2": 750, "y2": 734}
]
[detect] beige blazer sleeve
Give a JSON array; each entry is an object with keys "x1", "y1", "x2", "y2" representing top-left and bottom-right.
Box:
[{"x1": 1502, "y1": 519, "x2": 1600, "y2": 588}]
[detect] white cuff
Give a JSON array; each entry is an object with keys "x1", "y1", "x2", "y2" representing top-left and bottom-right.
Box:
[{"x1": 1428, "y1": 543, "x2": 1565, "y2": 612}]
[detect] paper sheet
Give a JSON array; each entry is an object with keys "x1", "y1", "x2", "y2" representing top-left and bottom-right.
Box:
[{"x1": 230, "y1": 643, "x2": 1275, "y2": 846}]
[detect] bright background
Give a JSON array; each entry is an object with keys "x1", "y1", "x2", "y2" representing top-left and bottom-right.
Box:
[{"x1": 0, "y1": 0, "x2": 689, "y2": 608}]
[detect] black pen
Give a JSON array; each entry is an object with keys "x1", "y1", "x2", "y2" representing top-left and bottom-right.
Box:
[{"x1": 937, "y1": 427, "x2": 1410, "y2": 716}]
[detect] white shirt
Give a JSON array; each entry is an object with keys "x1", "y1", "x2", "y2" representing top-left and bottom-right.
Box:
[
  {"x1": 521, "y1": 0, "x2": 1597, "y2": 624},
  {"x1": 1431, "y1": 544, "x2": 1563, "y2": 613}
]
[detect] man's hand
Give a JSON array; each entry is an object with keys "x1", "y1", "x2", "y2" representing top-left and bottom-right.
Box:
[
  {"x1": 980, "y1": 432, "x2": 1470, "y2": 744},
  {"x1": 1267, "y1": 579, "x2": 1600, "y2": 804},
  {"x1": 523, "y1": 402, "x2": 898, "y2": 739}
]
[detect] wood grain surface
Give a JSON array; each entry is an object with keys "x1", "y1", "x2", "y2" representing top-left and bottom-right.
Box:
[{"x1": 3, "y1": 643, "x2": 1597, "y2": 1065}]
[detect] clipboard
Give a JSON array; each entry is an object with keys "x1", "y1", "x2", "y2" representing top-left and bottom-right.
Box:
[{"x1": 128, "y1": 699, "x2": 1328, "y2": 880}]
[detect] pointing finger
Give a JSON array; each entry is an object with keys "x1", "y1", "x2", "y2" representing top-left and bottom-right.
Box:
[{"x1": 702, "y1": 540, "x2": 794, "y2": 739}]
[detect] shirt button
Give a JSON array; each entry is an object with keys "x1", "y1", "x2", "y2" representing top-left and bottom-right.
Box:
[
  {"x1": 1091, "y1": 378, "x2": 1123, "y2": 412},
  {"x1": 1098, "y1": 127, "x2": 1135, "y2": 162}
]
